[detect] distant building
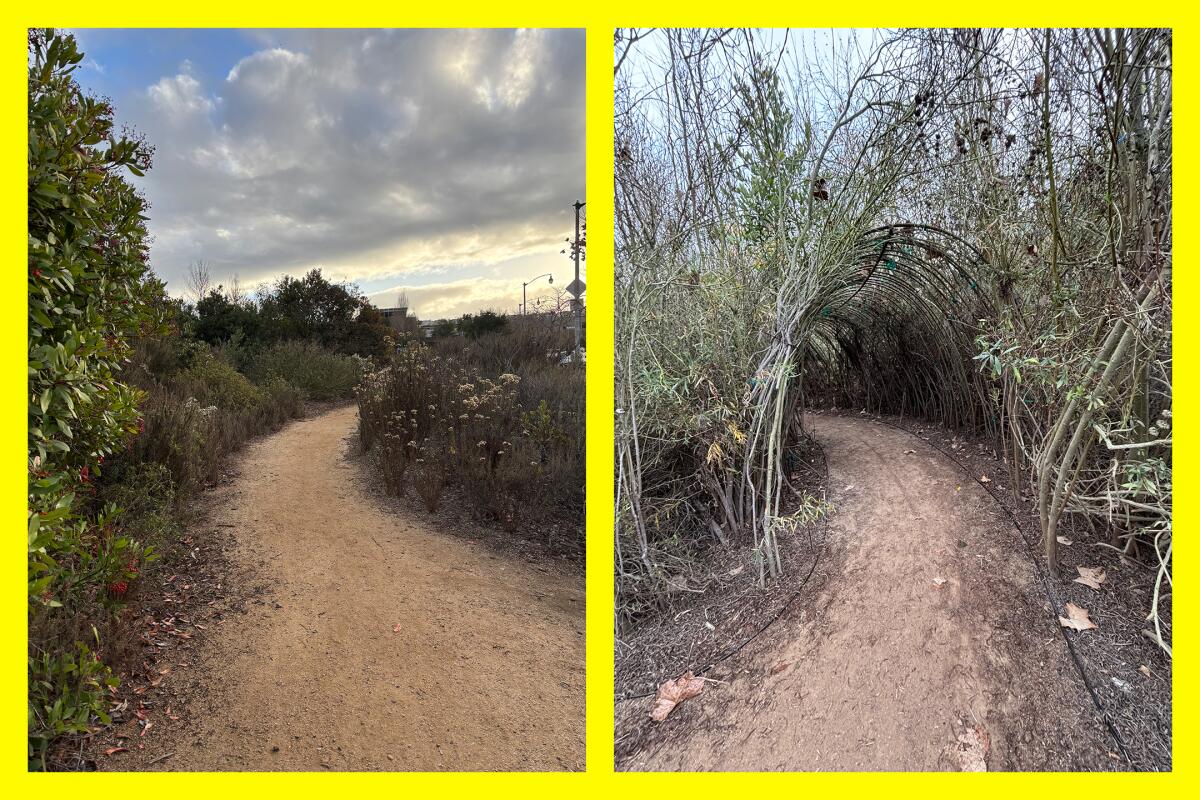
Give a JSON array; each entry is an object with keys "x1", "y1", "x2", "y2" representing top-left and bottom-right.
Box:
[
  {"x1": 379, "y1": 292, "x2": 420, "y2": 337},
  {"x1": 379, "y1": 305, "x2": 417, "y2": 333}
]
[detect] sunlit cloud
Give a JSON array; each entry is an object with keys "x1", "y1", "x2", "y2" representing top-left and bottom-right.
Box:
[{"x1": 73, "y1": 27, "x2": 585, "y2": 315}]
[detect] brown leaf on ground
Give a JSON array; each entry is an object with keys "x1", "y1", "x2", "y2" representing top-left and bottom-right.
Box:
[
  {"x1": 1074, "y1": 566, "x2": 1107, "y2": 590},
  {"x1": 1139, "y1": 665, "x2": 1151, "y2": 678},
  {"x1": 1059, "y1": 602, "x2": 1098, "y2": 632},
  {"x1": 952, "y1": 725, "x2": 989, "y2": 771},
  {"x1": 104, "y1": 747, "x2": 128, "y2": 756},
  {"x1": 770, "y1": 661, "x2": 792, "y2": 675},
  {"x1": 650, "y1": 672, "x2": 705, "y2": 722}
]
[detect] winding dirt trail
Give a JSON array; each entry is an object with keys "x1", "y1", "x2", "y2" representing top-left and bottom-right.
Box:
[
  {"x1": 620, "y1": 414, "x2": 1115, "y2": 772},
  {"x1": 115, "y1": 405, "x2": 584, "y2": 772}
]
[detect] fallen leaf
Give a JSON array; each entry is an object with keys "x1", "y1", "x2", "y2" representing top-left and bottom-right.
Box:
[
  {"x1": 650, "y1": 672, "x2": 705, "y2": 722},
  {"x1": 104, "y1": 747, "x2": 128, "y2": 756},
  {"x1": 932, "y1": 577, "x2": 948, "y2": 586},
  {"x1": 952, "y1": 726, "x2": 989, "y2": 771},
  {"x1": 1057, "y1": 536, "x2": 1073, "y2": 546},
  {"x1": 770, "y1": 661, "x2": 792, "y2": 675},
  {"x1": 979, "y1": 474, "x2": 991, "y2": 483},
  {"x1": 1139, "y1": 665, "x2": 1151, "y2": 678},
  {"x1": 392, "y1": 624, "x2": 402, "y2": 633},
  {"x1": 1074, "y1": 566, "x2": 1107, "y2": 590},
  {"x1": 1059, "y1": 602, "x2": 1098, "y2": 632}
]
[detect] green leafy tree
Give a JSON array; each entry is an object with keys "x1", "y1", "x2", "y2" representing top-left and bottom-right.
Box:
[
  {"x1": 28, "y1": 29, "x2": 166, "y2": 767},
  {"x1": 731, "y1": 64, "x2": 807, "y2": 247},
  {"x1": 342, "y1": 303, "x2": 395, "y2": 357},
  {"x1": 458, "y1": 310, "x2": 508, "y2": 339},
  {"x1": 193, "y1": 288, "x2": 261, "y2": 346},
  {"x1": 257, "y1": 267, "x2": 390, "y2": 356},
  {"x1": 258, "y1": 268, "x2": 358, "y2": 342}
]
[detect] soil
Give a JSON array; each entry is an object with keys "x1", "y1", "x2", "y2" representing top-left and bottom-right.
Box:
[
  {"x1": 615, "y1": 441, "x2": 830, "y2": 700},
  {"x1": 88, "y1": 404, "x2": 585, "y2": 772},
  {"x1": 616, "y1": 412, "x2": 1170, "y2": 771},
  {"x1": 879, "y1": 413, "x2": 1172, "y2": 771}
]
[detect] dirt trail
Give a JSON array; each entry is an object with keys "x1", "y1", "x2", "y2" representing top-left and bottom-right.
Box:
[
  {"x1": 113, "y1": 405, "x2": 584, "y2": 772},
  {"x1": 620, "y1": 414, "x2": 1115, "y2": 772}
]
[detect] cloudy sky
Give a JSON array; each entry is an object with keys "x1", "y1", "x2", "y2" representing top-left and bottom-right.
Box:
[{"x1": 72, "y1": 28, "x2": 585, "y2": 319}]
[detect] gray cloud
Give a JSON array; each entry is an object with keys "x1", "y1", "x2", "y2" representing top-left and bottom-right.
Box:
[{"x1": 115, "y1": 29, "x2": 584, "y2": 312}]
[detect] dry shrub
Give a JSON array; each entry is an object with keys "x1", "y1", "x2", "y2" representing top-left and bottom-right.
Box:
[
  {"x1": 359, "y1": 338, "x2": 583, "y2": 540},
  {"x1": 245, "y1": 341, "x2": 365, "y2": 400}
]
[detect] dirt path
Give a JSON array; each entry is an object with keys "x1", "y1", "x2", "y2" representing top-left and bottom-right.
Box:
[
  {"x1": 111, "y1": 405, "x2": 584, "y2": 771},
  {"x1": 619, "y1": 414, "x2": 1116, "y2": 772}
]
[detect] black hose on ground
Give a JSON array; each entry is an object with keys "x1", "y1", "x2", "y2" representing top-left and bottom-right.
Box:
[
  {"x1": 617, "y1": 413, "x2": 1134, "y2": 770},
  {"x1": 871, "y1": 415, "x2": 1133, "y2": 767},
  {"x1": 616, "y1": 438, "x2": 830, "y2": 703}
]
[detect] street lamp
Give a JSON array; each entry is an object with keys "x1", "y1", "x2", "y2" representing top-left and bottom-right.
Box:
[{"x1": 522, "y1": 273, "x2": 553, "y2": 315}]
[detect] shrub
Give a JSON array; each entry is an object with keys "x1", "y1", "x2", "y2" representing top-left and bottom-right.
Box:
[
  {"x1": 97, "y1": 462, "x2": 178, "y2": 538},
  {"x1": 27, "y1": 29, "x2": 164, "y2": 768},
  {"x1": 245, "y1": 341, "x2": 364, "y2": 401},
  {"x1": 124, "y1": 359, "x2": 304, "y2": 498},
  {"x1": 358, "y1": 342, "x2": 583, "y2": 538},
  {"x1": 126, "y1": 389, "x2": 219, "y2": 496},
  {"x1": 28, "y1": 642, "x2": 118, "y2": 764},
  {"x1": 458, "y1": 310, "x2": 508, "y2": 339},
  {"x1": 258, "y1": 374, "x2": 306, "y2": 426},
  {"x1": 178, "y1": 352, "x2": 268, "y2": 413},
  {"x1": 435, "y1": 313, "x2": 575, "y2": 375}
]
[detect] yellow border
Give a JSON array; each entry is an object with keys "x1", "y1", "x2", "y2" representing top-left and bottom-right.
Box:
[{"x1": 4, "y1": 5, "x2": 1190, "y2": 793}]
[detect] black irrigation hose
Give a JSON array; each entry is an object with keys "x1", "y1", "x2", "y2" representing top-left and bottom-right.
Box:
[
  {"x1": 618, "y1": 413, "x2": 1135, "y2": 767},
  {"x1": 616, "y1": 438, "x2": 831, "y2": 703},
  {"x1": 871, "y1": 415, "x2": 1134, "y2": 767}
]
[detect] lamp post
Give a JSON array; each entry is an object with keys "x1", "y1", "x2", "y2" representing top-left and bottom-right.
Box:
[
  {"x1": 570, "y1": 200, "x2": 585, "y2": 357},
  {"x1": 522, "y1": 273, "x2": 553, "y2": 315}
]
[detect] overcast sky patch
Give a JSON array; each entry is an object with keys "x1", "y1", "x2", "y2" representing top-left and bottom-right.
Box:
[{"x1": 72, "y1": 28, "x2": 585, "y2": 319}]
